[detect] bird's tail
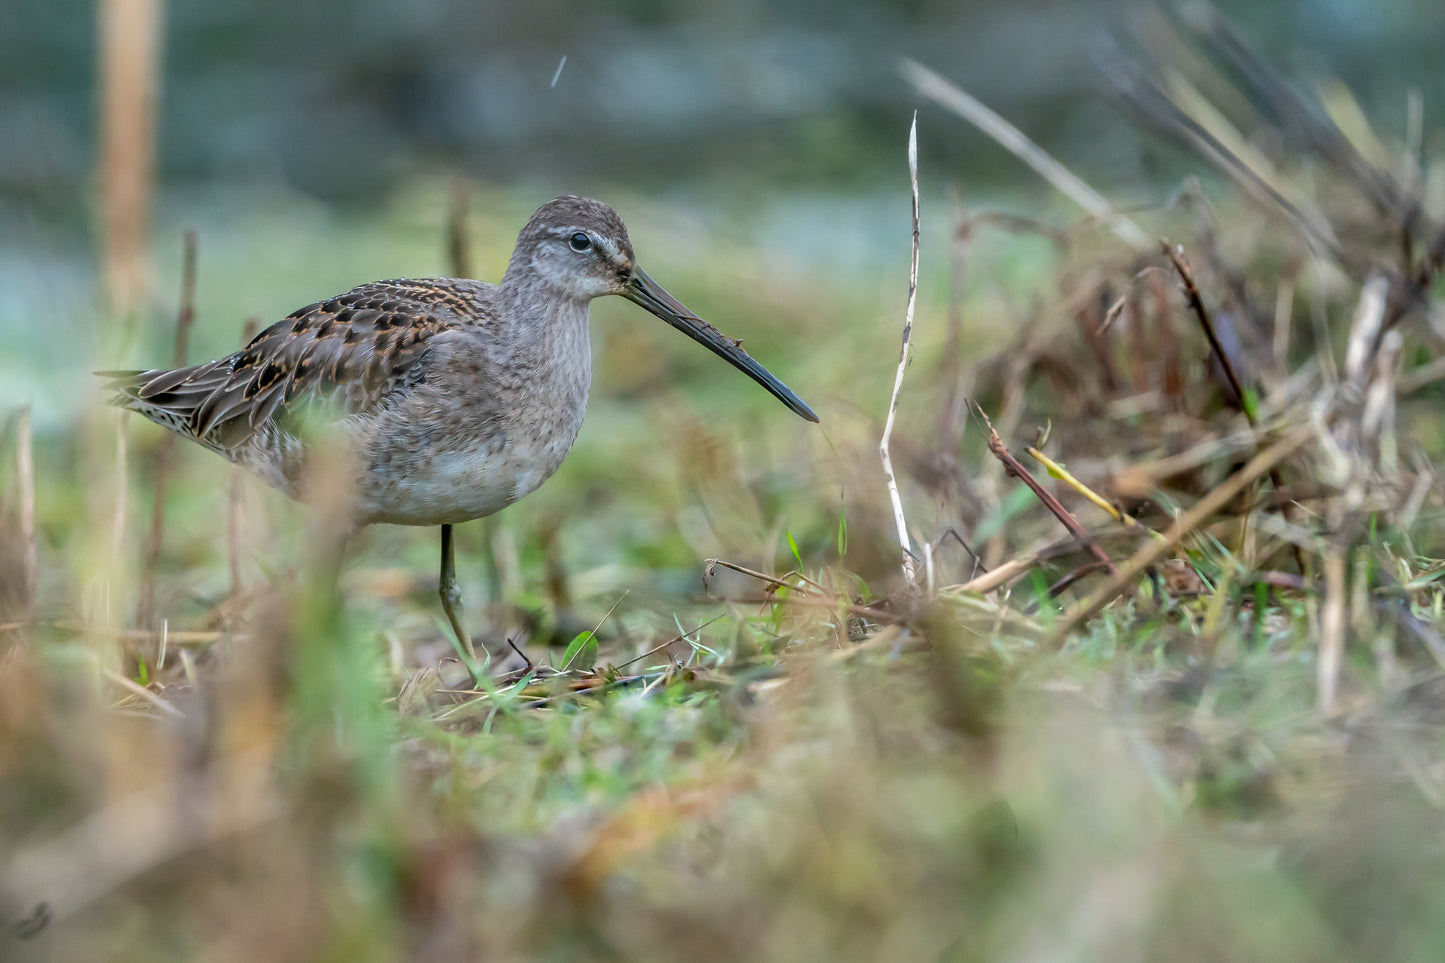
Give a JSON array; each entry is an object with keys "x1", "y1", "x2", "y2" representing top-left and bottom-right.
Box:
[{"x1": 96, "y1": 361, "x2": 237, "y2": 448}]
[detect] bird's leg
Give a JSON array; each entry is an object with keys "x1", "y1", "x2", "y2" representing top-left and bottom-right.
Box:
[{"x1": 439, "y1": 523, "x2": 480, "y2": 675}]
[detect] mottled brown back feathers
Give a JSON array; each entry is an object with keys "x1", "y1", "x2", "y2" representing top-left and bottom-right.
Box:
[{"x1": 103, "y1": 278, "x2": 486, "y2": 451}]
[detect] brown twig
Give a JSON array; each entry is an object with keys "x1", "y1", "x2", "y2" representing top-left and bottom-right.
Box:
[
  {"x1": 1162, "y1": 241, "x2": 1250, "y2": 418},
  {"x1": 703, "y1": 557, "x2": 827, "y2": 596},
  {"x1": 447, "y1": 179, "x2": 472, "y2": 279},
  {"x1": 1024, "y1": 445, "x2": 1159, "y2": 539},
  {"x1": 976, "y1": 404, "x2": 1116, "y2": 576},
  {"x1": 1042, "y1": 561, "x2": 1108, "y2": 603},
  {"x1": 137, "y1": 232, "x2": 198, "y2": 627},
  {"x1": 954, "y1": 554, "x2": 1040, "y2": 595}
]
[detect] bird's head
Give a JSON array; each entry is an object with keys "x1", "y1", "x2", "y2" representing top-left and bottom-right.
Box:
[{"x1": 509, "y1": 195, "x2": 818, "y2": 423}]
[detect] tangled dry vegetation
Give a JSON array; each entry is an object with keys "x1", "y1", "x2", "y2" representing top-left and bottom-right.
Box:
[{"x1": 6, "y1": 13, "x2": 1445, "y2": 962}]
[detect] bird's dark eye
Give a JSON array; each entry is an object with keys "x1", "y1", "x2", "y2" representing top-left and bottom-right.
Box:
[{"x1": 568, "y1": 232, "x2": 592, "y2": 253}]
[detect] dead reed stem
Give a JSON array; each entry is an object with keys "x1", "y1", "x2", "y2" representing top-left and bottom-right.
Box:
[
  {"x1": 1024, "y1": 445, "x2": 1158, "y2": 537},
  {"x1": 979, "y1": 406, "x2": 1116, "y2": 575},
  {"x1": 138, "y1": 232, "x2": 197, "y2": 627},
  {"x1": 1163, "y1": 241, "x2": 1251, "y2": 417},
  {"x1": 447, "y1": 180, "x2": 472, "y2": 279},
  {"x1": 97, "y1": 0, "x2": 163, "y2": 316},
  {"x1": 880, "y1": 112, "x2": 921, "y2": 588}
]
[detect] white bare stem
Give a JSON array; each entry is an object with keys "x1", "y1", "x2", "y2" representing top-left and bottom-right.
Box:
[
  {"x1": 900, "y1": 58, "x2": 1152, "y2": 253},
  {"x1": 881, "y1": 112, "x2": 921, "y2": 588}
]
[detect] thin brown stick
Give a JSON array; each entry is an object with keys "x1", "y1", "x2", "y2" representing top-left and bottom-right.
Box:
[
  {"x1": 977, "y1": 404, "x2": 1116, "y2": 575},
  {"x1": 170, "y1": 230, "x2": 198, "y2": 365},
  {"x1": 704, "y1": 557, "x2": 827, "y2": 596},
  {"x1": 447, "y1": 180, "x2": 472, "y2": 279},
  {"x1": 137, "y1": 232, "x2": 198, "y2": 627},
  {"x1": 954, "y1": 554, "x2": 1040, "y2": 595},
  {"x1": 1024, "y1": 445, "x2": 1159, "y2": 538},
  {"x1": 1162, "y1": 241, "x2": 1250, "y2": 418},
  {"x1": 1049, "y1": 424, "x2": 1313, "y2": 643},
  {"x1": 1043, "y1": 561, "x2": 1107, "y2": 602}
]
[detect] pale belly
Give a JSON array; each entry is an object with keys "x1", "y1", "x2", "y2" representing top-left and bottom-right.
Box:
[{"x1": 354, "y1": 432, "x2": 577, "y2": 526}]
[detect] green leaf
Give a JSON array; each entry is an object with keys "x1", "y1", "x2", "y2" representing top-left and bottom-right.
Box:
[
  {"x1": 136, "y1": 655, "x2": 149, "y2": 687},
  {"x1": 1242, "y1": 386, "x2": 1260, "y2": 423},
  {"x1": 786, "y1": 530, "x2": 804, "y2": 570},
  {"x1": 837, "y1": 502, "x2": 848, "y2": 557},
  {"x1": 561, "y1": 630, "x2": 596, "y2": 670}
]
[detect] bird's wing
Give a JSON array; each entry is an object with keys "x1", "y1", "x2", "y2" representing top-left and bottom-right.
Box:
[{"x1": 102, "y1": 278, "x2": 490, "y2": 449}]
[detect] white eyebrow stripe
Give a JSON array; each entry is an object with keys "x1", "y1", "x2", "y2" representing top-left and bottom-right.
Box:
[{"x1": 546, "y1": 226, "x2": 622, "y2": 261}]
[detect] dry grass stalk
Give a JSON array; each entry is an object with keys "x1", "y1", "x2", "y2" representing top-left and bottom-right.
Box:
[
  {"x1": 880, "y1": 113, "x2": 921, "y2": 588},
  {"x1": 978, "y1": 405, "x2": 1116, "y2": 576},
  {"x1": 955, "y1": 554, "x2": 1039, "y2": 595},
  {"x1": 138, "y1": 232, "x2": 198, "y2": 627},
  {"x1": 1024, "y1": 444, "x2": 1158, "y2": 538},
  {"x1": 97, "y1": 0, "x2": 163, "y2": 316},
  {"x1": 447, "y1": 180, "x2": 472, "y2": 279},
  {"x1": 901, "y1": 57, "x2": 1151, "y2": 251},
  {"x1": 1343, "y1": 274, "x2": 1389, "y2": 390},
  {"x1": 1163, "y1": 241, "x2": 1251, "y2": 418}
]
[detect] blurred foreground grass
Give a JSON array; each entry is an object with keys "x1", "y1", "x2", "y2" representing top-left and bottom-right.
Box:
[{"x1": 8, "y1": 52, "x2": 1445, "y2": 963}]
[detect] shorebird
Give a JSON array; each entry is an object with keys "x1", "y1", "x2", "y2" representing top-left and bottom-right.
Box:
[{"x1": 102, "y1": 196, "x2": 817, "y2": 665}]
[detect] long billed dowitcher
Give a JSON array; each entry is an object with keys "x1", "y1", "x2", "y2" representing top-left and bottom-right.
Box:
[{"x1": 102, "y1": 195, "x2": 817, "y2": 664}]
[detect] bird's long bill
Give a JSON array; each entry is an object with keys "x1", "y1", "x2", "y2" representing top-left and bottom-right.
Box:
[{"x1": 623, "y1": 268, "x2": 819, "y2": 423}]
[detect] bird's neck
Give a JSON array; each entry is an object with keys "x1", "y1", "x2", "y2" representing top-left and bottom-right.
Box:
[{"x1": 495, "y1": 275, "x2": 593, "y2": 371}]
